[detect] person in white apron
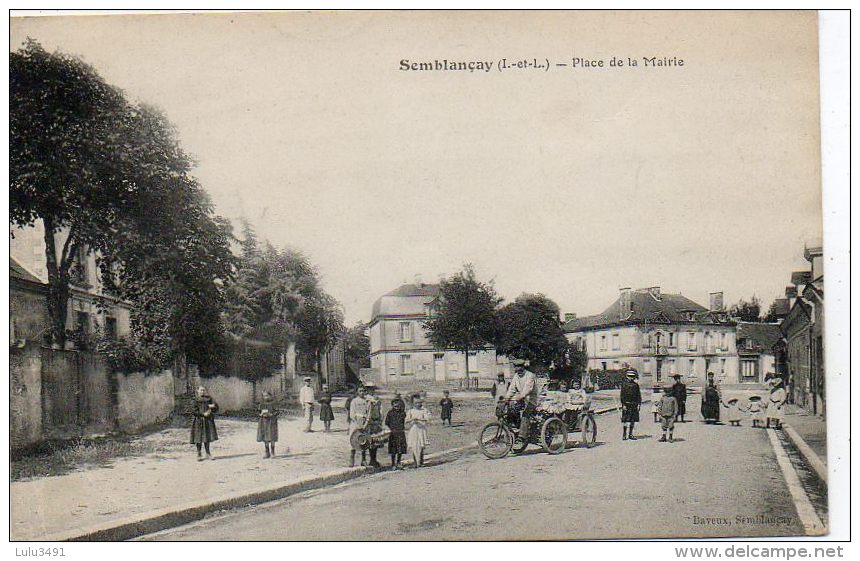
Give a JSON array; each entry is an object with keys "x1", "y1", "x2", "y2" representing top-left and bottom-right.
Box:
[{"x1": 766, "y1": 378, "x2": 787, "y2": 429}]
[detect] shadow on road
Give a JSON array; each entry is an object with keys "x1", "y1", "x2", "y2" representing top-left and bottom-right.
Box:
[{"x1": 211, "y1": 453, "x2": 258, "y2": 461}]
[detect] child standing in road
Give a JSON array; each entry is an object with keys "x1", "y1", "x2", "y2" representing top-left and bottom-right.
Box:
[
  {"x1": 722, "y1": 397, "x2": 743, "y2": 426},
  {"x1": 747, "y1": 396, "x2": 765, "y2": 428},
  {"x1": 256, "y1": 390, "x2": 279, "y2": 458},
  {"x1": 406, "y1": 397, "x2": 431, "y2": 467},
  {"x1": 440, "y1": 390, "x2": 454, "y2": 427},
  {"x1": 651, "y1": 391, "x2": 661, "y2": 422},
  {"x1": 385, "y1": 397, "x2": 407, "y2": 469},
  {"x1": 657, "y1": 384, "x2": 678, "y2": 442}
]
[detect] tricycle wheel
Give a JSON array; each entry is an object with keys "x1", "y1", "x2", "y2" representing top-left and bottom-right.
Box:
[
  {"x1": 580, "y1": 412, "x2": 597, "y2": 448},
  {"x1": 478, "y1": 422, "x2": 513, "y2": 459},
  {"x1": 541, "y1": 416, "x2": 568, "y2": 454}
]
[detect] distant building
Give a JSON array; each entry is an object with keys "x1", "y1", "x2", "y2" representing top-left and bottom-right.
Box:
[
  {"x1": 369, "y1": 283, "x2": 504, "y2": 385},
  {"x1": 564, "y1": 287, "x2": 742, "y2": 387},
  {"x1": 10, "y1": 223, "x2": 131, "y2": 346},
  {"x1": 735, "y1": 321, "x2": 784, "y2": 384},
  {"x1": 781, "y1": 245, "x2": 824, "y2": 415}
]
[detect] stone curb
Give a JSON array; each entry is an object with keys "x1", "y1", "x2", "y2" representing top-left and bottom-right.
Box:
[
  {"x1": 782, "y1": 423, "x2": 828, "y2": 485},
  {"x1": 37, "y1": 405, "x2": 623, "y2": 542}
]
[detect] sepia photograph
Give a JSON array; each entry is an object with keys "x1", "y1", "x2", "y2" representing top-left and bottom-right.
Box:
[{"x1": 6, "y1": 8, "x2": 849, "y2": 546}]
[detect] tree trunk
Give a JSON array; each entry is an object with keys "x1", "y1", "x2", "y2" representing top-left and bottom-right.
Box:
[
  {"x1": 463, "y1": 347, "x2": 470, "y2": 385},
  {"x1": 43, "y1": 218, "x2": 71, "y2": 347}
]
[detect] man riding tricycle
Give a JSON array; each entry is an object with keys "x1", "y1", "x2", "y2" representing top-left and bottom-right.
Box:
[{"x1": 478, "y1": 359, "x2": 597, "y2": 459}]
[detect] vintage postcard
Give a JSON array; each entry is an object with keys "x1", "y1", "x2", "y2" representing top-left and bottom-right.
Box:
[{"x1": 8, "y1": 10, "x2": 839, "y2": 543}]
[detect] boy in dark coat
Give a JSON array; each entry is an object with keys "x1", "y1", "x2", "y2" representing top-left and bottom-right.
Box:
[
  {"x1": 189, "y1": 386, "x2": 219, "y2": 461},
  {"x1": 439, "y1": 390, "x2": 454, "y2": 426},
  {"x1": 671, "y1": 374, "x2": 688, "y2": 422},
  {"x1": 620, "y1": 370, "x2": 642, "y2": 441}
]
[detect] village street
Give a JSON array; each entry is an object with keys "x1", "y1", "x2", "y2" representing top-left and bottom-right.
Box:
[{"x1": 142, "y1": 395, "x2": 828, "y2": 541}]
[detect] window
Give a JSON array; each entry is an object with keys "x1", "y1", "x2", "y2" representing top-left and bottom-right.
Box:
[
  {"x1": 611, "y1": 333, "x2": 620, "y2": 350},
  {"x1": 668, "y1": 359, "x2": 676, "y2": 374},
  {"x1": 599, "y1": 335, "x2": 607, "y2": 351},
  {"x1": 687, "y1": 332, "x2": 697, "y2": 351},
  {"x1": 720, "y1": 358, "x2": 726, "y2": 375},
  {"x1": 601, "y1": 362, "x2": 607, "y2": 371},
  {"x1": 668, "y1": 332, "x2": 676, "y2": 347},
  {"x1": 400, "y1": 354, "x2": 413, "y2": 374},
  {"x1": 105, "y1": 317, "x2": 118, "y2": 340},
  {"x1": 75, "y1": 311, "x2": 91, "y2": 336},
  {"x1": 467, "y1": 351, "x2": 479, "y2": 372},
  {"x1": 720, "y1": 332, "x2": 727, "y2": 350},
  {"x1": 643, "y1": 359, "x2": 652, "y2": 373},
  {"x1": 72, "y1": 248, "x2": 90, "y2": 286},
  {"x1": 399, "y1": 322, "x2": 413, "y2": 342},
  {"x1": 740, "y1": 360, "x2": 758, "y2": 382},
  {"x1": 688, "y1": 358, "x2": 695, "y2": 375}
]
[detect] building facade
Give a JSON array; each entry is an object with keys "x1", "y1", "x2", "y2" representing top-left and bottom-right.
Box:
[
  {"x1": 781, "y1": 245, "x2": 824, "y2": 415},
  {"x1": 564, "y1": 287, "x2": 744, "y2": 387},
  {"x1": 10, "y1": 222, "x2": 131, "y2": 346},
  {"x1": 369, "y1": 283, "x2": 505, "y2": 385}
]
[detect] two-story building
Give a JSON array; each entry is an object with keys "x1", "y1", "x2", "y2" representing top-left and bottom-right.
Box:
[
  {"x1": 369, "y1": 283, "x2": 503, "y2": 385},
  {"x1": 780, "y1": 245, "x2": 824, "y2": 415},
  {"x1": 10, "y1": 222, "x2": 131, "y2": 346},
  {"x1": 564, "y1": 287, "x2": 740, "y2": 387}
]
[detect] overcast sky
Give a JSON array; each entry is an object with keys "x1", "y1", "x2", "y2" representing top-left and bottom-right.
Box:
[{"x1": 10, "y1": 11, "x2": 822, "y2": 324}]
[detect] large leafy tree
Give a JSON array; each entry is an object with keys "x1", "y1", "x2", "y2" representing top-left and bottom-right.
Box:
[
  {"x1": 423, "y1": 264, "x2": 501, "y2": 382},
  {"x1": 495, "y1": 293, "x2": 570, "y2": 370},
  {"x1": 223, "y1": 225, "x2": 344, "y2": 381},
  {"x1": 343, "y1": 321, "x2": 371, "y2": 368},
  {"x1": 11, "y1": 40, "x2": 235, "y2": 364},
  {"x1": 11, "y1": 40, "x2": 134, "y2": 345}
]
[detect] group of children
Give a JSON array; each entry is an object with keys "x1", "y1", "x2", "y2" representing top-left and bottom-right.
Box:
[{"x1": 651, "y1": 387, "x2": 778, "y2": 443}]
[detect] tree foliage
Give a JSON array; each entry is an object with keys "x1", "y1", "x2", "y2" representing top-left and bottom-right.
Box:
[
  {"x1": 10, "y1": 40, "x2": 235, "y2": 365},
  {"x1": 343, "y1": 322, "x2": 371, "y2": 368},
  {"x1": 423, "y1": 264, "x2": 501, "y2": 379},
  {"x1": 495, "y1": 293, "x2": 570, "y2": 370},
  {"x1": 729, "y1": 296, "x2": 762, "y2": 323},
  {"x1": 223, "y1": 224, "x2": 344, "y2": 379}
]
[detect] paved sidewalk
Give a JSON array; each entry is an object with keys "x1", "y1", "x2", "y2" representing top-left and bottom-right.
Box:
[
  {"x1": 11, "y1": 411, "x2": 354, "y2": 541},
  {"x1": 782, "y1": 404, "x2": 827, "y2": 467}
]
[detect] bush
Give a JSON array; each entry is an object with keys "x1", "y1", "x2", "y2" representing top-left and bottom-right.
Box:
[
  {"x1": 199, "y1": 335, "x2": 281, "y2": 381},
  {"x1": 96, "y1": 336, "x2": 164, "y2": 373},
  {"x1": 587, "y1": 368, "x2": 627, "y2": 390}
]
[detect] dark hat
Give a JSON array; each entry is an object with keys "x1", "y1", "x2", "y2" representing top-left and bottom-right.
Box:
[
  {"x1": 302, "y1": 376, "x2": 312, "y2": 382},
  {"x1": 748, "y1": 395, "x2": 762, "y2": 402},
  {"x1": 672, "y1": 374, "x2": 682, "y2": 379},
  {"x1": 727, "y1": 398, "x2": 739, "y2": 404},
  {"x1": 511, "y1": 358, "x2": 527, "y2": 366}
]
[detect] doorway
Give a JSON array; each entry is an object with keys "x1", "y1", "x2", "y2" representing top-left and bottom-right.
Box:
[{"x1": 434, "y1": 353, "x2": 446, "y2": 382}]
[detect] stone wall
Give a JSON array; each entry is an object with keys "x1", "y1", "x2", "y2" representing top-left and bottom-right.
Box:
[
  {"x1": 116, "y1": 370, "x2": 174, "y2": 432},
  {"x1": 9, "y1": 344, "x2": 43, "y2": 448}
]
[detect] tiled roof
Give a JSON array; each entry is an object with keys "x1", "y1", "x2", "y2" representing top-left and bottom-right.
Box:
[
  {"x1": 736, "y1": 321, "x2": 783, "y2": 351},
  {"x1": 371, "y1": 283, "x2": 440, "y2": 320},
  {"x1": 790, "y1": 271, "x2": 812, "y2": 286},
  {"x1": 10, "y1": 256, "x2": 44, "y2": 285},
  {"x1": 563, "y1": 289, "x2": 726, "y2": 332}
]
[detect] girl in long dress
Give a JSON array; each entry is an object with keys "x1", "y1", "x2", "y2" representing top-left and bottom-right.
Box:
[
  {"x1": 766, "y1": 378, "x2": 787, "y2": 429},
  {"x1": 189, "y1": 386, "x2": 219, "y2": 461},
  {"x1": 406, "y1": 397, "x2": 431, "y2": 468},
  {"x1": 256, "y1": 390, "x2": 279, "y2": 458},
  {"x1": 318, "y1": 384, "x2": 335, "y2": 432}
]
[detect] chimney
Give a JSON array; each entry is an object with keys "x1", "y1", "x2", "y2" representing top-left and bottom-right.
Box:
[
  {"x1": 619, "y1": 287, "x2": 632, "y2": 319},
  {"x1": 647, "y1": 286, "x2": 661, "y2": 300},
  {"x1": 709, "y1": 291, "x2": 724, "y2": 312},
  {"x1": 413, "y1": 273, "x2": 423, "y2": 286},
  {"x1": 564, "y1": 312, "x2": 577, "y2": 323},
  {"x1": 785, "y1": 285, "x2": 798, "y2": 308}
]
